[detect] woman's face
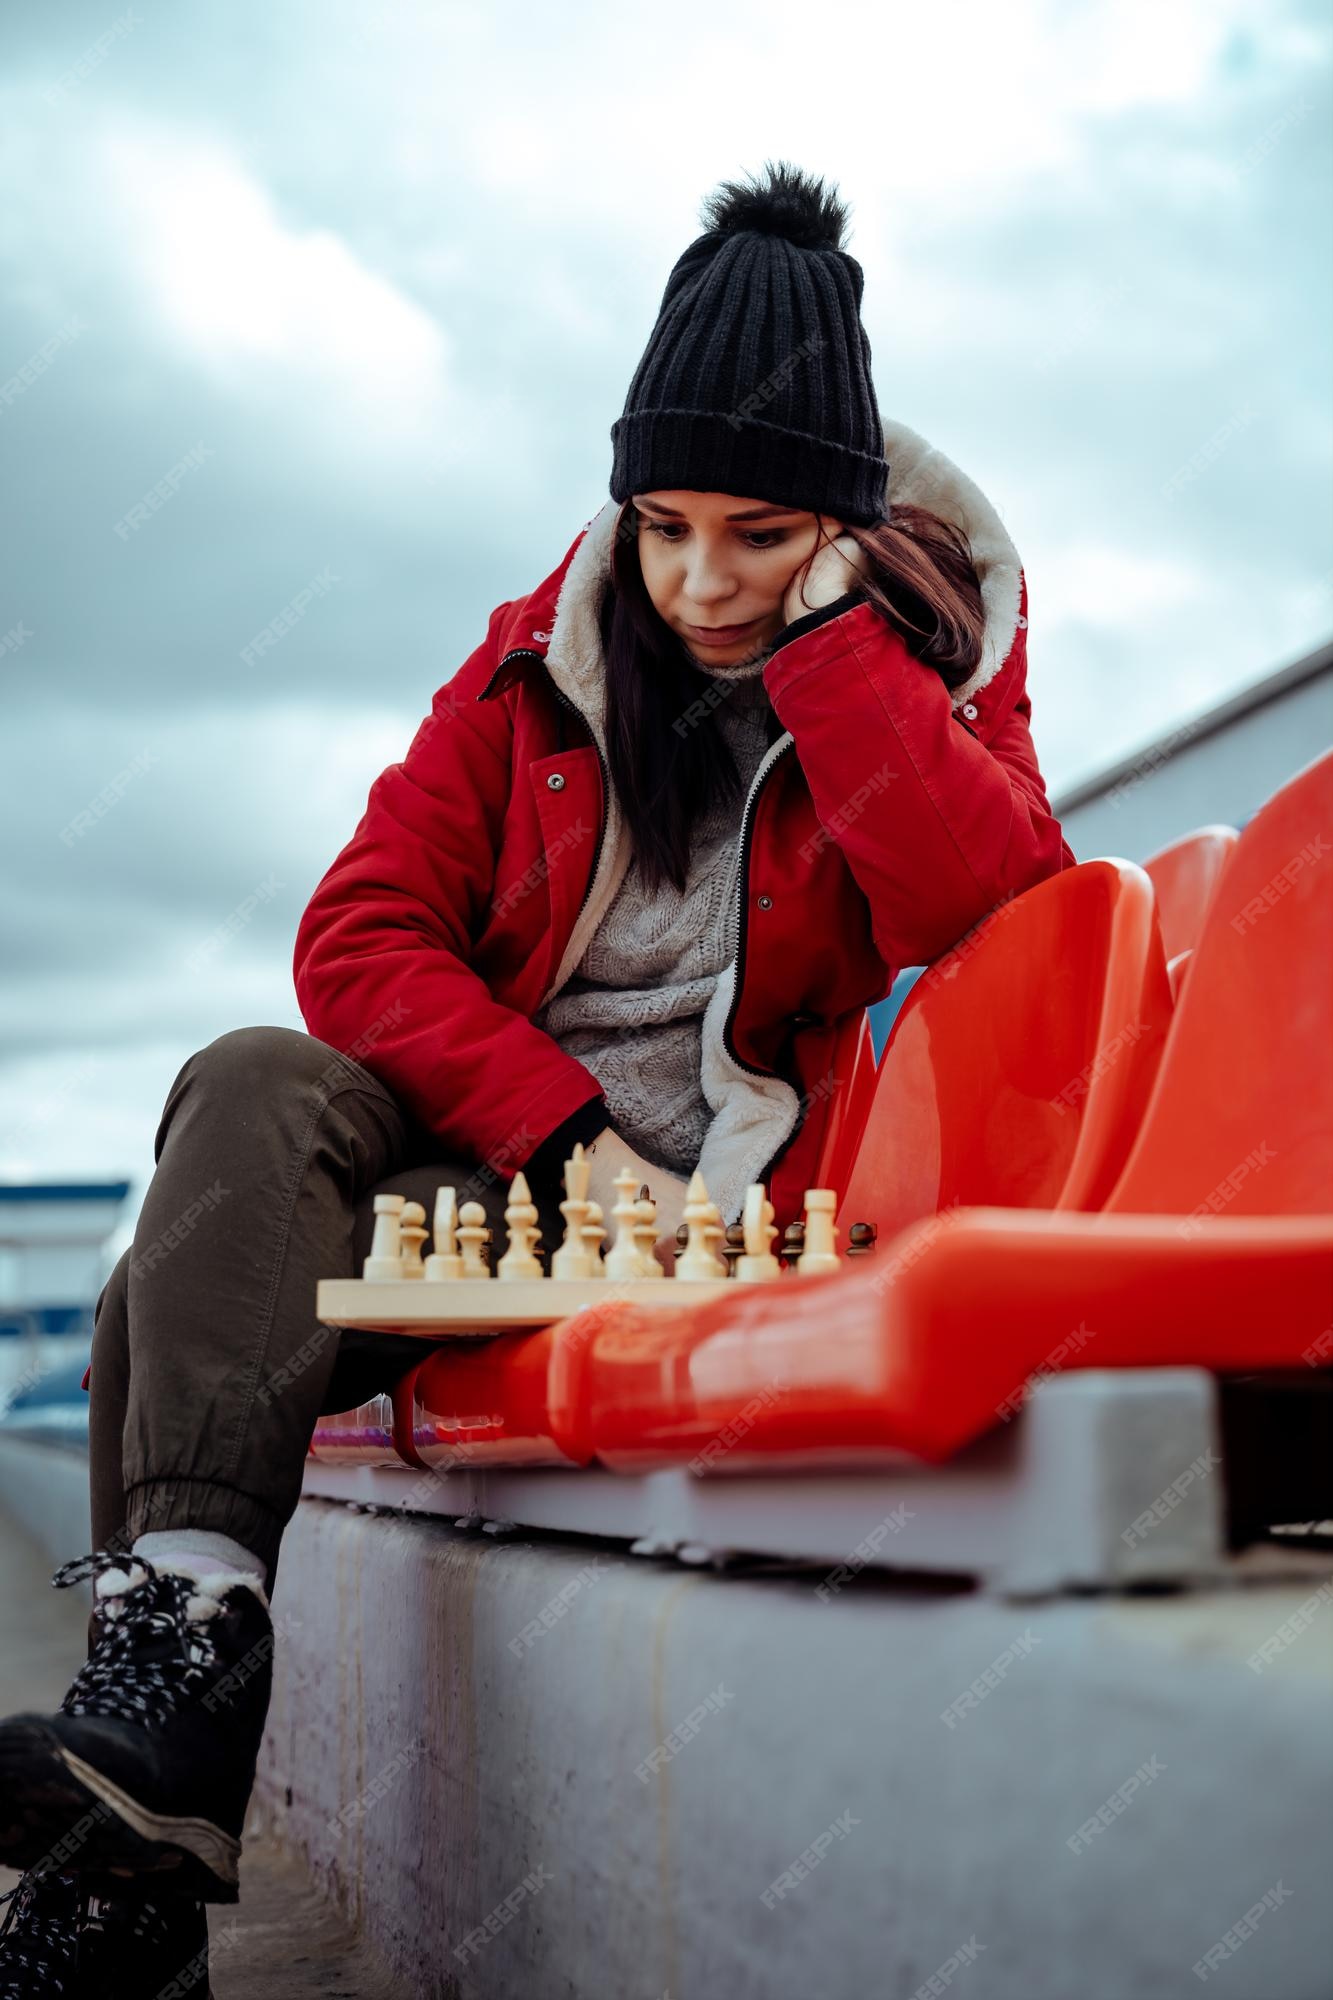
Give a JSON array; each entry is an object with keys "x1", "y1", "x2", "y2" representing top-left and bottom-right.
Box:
[{"x1": 633, "y1": 490, "x2": 845, "y2": 664}]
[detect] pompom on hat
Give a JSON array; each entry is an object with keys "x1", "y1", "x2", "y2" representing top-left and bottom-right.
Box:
[{"x1": 609, "y1": 159, "x2": 889, "y2": 527}]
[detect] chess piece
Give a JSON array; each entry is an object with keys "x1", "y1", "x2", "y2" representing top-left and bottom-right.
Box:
[
  {"x1": 736, "y1": 1184, "x2": 781, "y2": 1281},
  {"x1": 363, "y1": 1193, "x2": 407, "y2": 1280},
  {"x1": 779, "y1": 1220, "x2": 805, "y2": 1271},
  {"x1": 677, "y1": 1170, "x2": 727, "y2": 1280},
  {"x1": 457, "y1": 1200, "x2": 491, "y2": 1278},
  {"x1": 721, "y1": 1221, "x2": 745, "y2": 1276},
  {"x1": 424, "y1": 1186, "x2": 464, "y2": 1280},
  {"x1": 796, "y1": 1189, "x2": 840, "y2": 1275},
  {"x1": 605, "y1": 1166, "x2": 645, "y2": 1281},
  {"x1": 399, "y1": 1201, "x2": 428, "y2": 1278},
  {"x1": 581, "y1": 1198, "x2": 606, "y2": 1270},
  {"x1": 497, "y1": 1170, "x2": 543, "y2": 1281},
  {"x1": 551, "y1": 1143, "x2": 595, "y2": 1279},
  {"x1": 846, "y1": 1221, "x2": 877, "y2": 1259},
  {"x1": 632, "y1": 1189, "x2": 662, "y2": 1276}
]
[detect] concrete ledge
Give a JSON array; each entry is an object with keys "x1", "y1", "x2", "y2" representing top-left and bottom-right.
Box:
[{"x1": 259, "y1": 1491, "x2": 1333, "y2": 2000}]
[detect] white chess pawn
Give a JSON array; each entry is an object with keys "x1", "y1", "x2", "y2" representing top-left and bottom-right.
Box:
[
  {"x1": 604, "y1": 1166, "x2": 645, "y2": 1281},
  {"x1": 424, "y1": 1186, "x2": 464, "y2": 1281},
  {"x1": 363, "y1": 1193, "x2": 406, "y2": 1281},
  {"x1": 551, "y1": 1143, "x2": 594, "y2": 1279},
  {"x1": 736, "y1": 1184, "x2": 781, "y2": 1282},
  {"x1": 796, "y1": 1188, "x2": 840, "y2": 1275},
  {"x1": 581, "y1": 1198, "x2": 606, "y2": 1272},
  {"x1": 497, "y1": 1170, "x2": 543, "y2": 1281},
  {"x1": 676, "y1": 1169, "x2": 727, "y2": 1280},
  {"x1": 632, "y1": 1191, "x2": 662, "y2": 1276},
  {"x1": 457, "y1": 1200, "x2": 491, "y2": 1278},
  {"x1": 399, "y1": 1201, "x2": 428, "y2": 1278}
]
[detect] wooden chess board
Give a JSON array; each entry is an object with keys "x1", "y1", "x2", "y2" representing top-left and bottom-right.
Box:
[{"x1": 316, "y1": 1274, "x2": 735, "y2": 1337}]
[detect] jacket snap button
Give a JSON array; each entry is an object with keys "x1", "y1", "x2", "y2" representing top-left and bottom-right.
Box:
[
  {"x1": 546, "y1": 772, "x2": 566, "y2": 791},
  {"x1": 757, "y1": 894, "x2": 773, "y2": 911},
  {"x1": 1016, "y1": 615, "x2": 1027, "y2": 629},
  {"x1": 962, "y1": 702, "x2": 979, "y2": 720}
]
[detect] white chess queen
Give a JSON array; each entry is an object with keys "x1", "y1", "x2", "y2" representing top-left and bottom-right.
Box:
[{"x1": 0, "y1": 161, "x2": 1069, "y2": 1963}]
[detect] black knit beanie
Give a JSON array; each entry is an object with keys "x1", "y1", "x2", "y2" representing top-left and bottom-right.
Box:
[{"x1": 609, "y1": 161, "x2": 888, "y2": 527}]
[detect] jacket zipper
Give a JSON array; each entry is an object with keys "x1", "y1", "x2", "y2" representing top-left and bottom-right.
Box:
[{"x1": 722, "y1": 732, "x2": 796, "y2": 1078}]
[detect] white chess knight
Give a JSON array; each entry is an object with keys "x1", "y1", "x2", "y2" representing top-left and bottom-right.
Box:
[{"x1": 357, "y1": 1147, "x2": 845, "y2": 1288}]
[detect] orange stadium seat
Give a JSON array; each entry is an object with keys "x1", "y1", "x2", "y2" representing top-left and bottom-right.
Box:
[
  {"x1": 1143, "y1": 823, "x2": 1238, "y2": 962},
  {"x1": 834, "y1": 857, "x2": 1175, "y2": 1240}
]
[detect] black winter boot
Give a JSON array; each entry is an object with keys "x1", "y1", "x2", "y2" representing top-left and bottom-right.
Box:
[
  {"x1": 0, "y1": 1551, "x2": 274, "y2": 1904},
  {"x1": 0, "y1": 1865, "x2": 211, "y2": 1998}
]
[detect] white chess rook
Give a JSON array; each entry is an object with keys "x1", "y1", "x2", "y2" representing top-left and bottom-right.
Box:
[{"x1": 796, "y1": 1189, "x2": 840, "y2": 1274}]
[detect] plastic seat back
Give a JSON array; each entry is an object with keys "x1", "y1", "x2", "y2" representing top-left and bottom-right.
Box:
[
  {"x1": 1108, "y1": 750, "x2": 1333, "y2": 1217},
  {"x1": 1143, "y1": 824, "x2": 1238, "y2": 961},
  {"x1": 836, "y1": 860, "x2": 1173, "y2": 1242}
]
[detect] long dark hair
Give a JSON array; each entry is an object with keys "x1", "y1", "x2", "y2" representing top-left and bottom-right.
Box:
[{"x1": 601, "y1": 500, "x2": 985, "y2": 896}]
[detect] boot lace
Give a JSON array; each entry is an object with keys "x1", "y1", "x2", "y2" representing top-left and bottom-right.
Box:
[
  {"x1": 51, "y1": 1549, "x2": 236, "y2": 1734},
  {"x1": 0, "y1": 1871, "x2": 78, "y2": 1996}
]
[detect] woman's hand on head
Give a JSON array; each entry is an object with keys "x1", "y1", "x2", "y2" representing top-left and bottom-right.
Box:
[{"x1": 782, "y1": 531, "x2": 864, "y2": 627}]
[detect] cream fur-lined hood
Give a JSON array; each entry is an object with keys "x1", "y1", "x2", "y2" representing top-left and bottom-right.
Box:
[{"x1": 537, "y1": 416, "x2": 1026, "y2": 1224}]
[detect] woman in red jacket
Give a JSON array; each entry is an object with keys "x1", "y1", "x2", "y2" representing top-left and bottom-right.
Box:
[{"x1": 0, "y1": 160, "x2": 1071, "y2": 1989}]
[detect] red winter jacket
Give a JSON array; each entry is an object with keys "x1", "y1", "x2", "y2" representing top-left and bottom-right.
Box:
[{"x1": 292, "y1": 418, "x2": 1074, "y2": 1230}]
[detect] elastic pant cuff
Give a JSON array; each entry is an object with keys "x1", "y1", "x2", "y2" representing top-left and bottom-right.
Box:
[{"x1": 123, "y1": 1477, "x2": 284, "y2": 1582}]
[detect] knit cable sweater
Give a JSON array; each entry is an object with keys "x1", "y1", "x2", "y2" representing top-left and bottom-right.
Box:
[{"x1": 531, "y1": 644, "x2": 781, "y2": 1179}]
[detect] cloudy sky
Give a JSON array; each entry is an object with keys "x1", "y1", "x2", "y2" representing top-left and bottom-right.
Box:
[{"x1": 1, "y1": 0, "x2": 1329, "y2": 1253}]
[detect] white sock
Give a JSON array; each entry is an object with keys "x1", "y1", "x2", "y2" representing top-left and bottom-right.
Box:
[{"x1": 131, "y1": 1529, "x2": 269, "y2": 1602}]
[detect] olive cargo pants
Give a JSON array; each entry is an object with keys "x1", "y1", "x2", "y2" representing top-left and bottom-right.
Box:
[{"x1": 89, "y1": 1027, "x2": 571, "y2": 1584}]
